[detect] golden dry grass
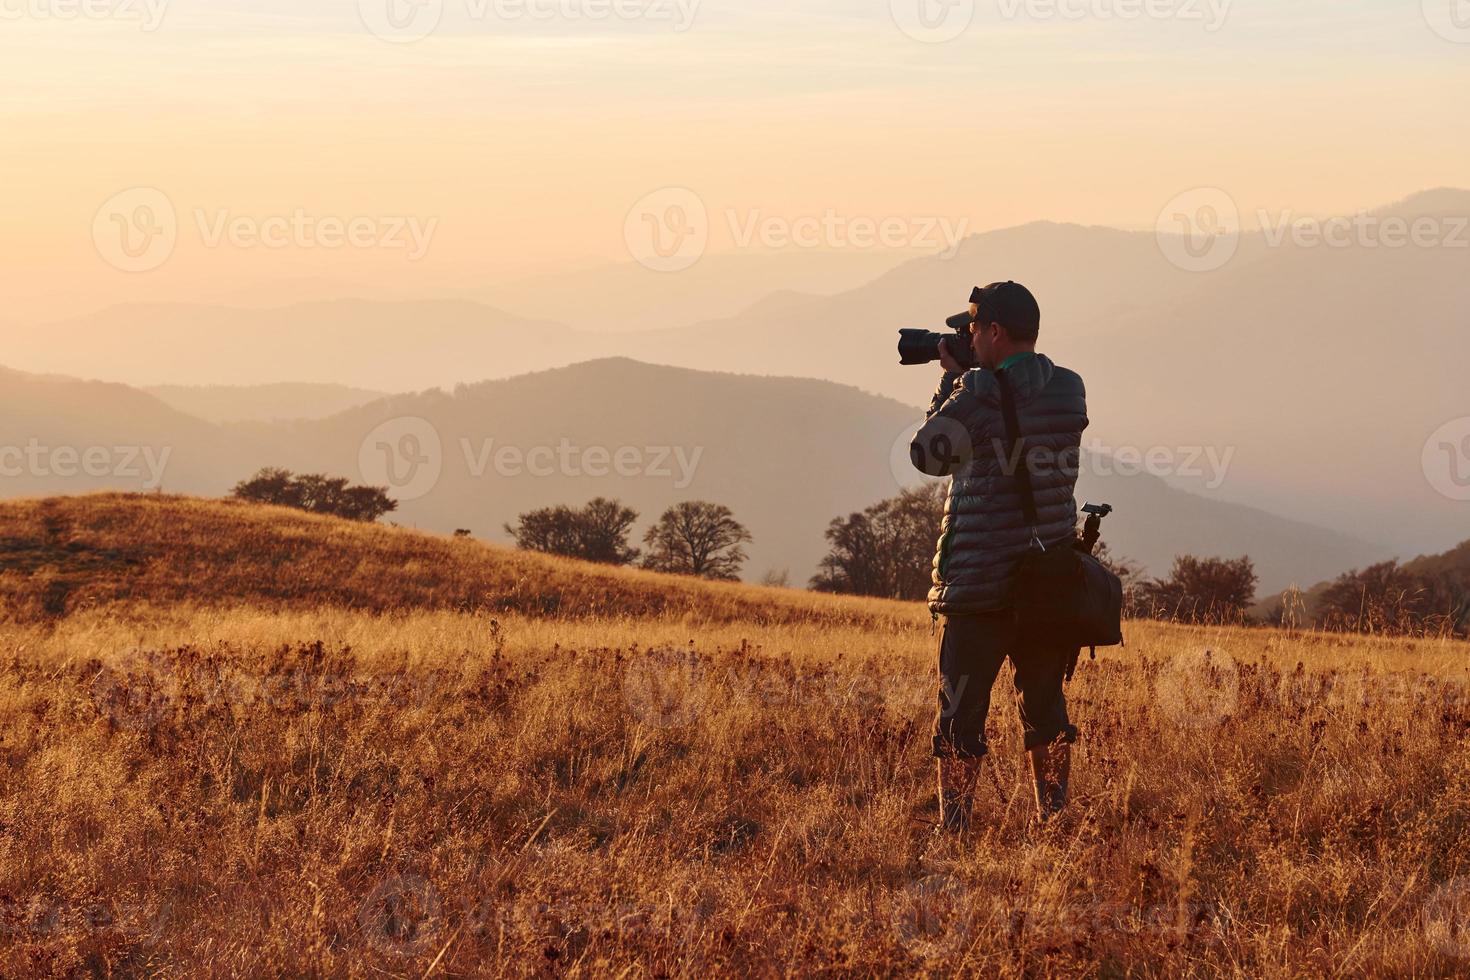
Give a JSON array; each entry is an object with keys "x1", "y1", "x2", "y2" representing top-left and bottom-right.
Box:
[{"x1": 3, "y1": 494, "x2": 1470, "y2": 977}]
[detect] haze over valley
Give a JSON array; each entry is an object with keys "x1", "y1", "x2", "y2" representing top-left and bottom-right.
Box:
[{"x1": 11, "y1": 189, "x2": 1467, "y2": 567}]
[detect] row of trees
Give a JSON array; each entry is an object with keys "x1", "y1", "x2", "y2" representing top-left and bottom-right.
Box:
[
  {"x1": 807, "y1": 484, "x2": 1263, "y2": 625},
  {"x1": 1282, "y1": 560, "x2": 1467, "y2": 638},
  {"x1": 505, "y1": 498, "x2": 752, "y2": 581}
]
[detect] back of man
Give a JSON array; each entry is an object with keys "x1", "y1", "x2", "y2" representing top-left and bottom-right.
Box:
[{"x1": 909, "y1": 281, "x2": 1089, "y2": 830}]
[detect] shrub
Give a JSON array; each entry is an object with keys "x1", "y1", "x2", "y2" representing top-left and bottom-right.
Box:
[{"x1": 231, "y1": 468, "x2": 397, "y2": 523}]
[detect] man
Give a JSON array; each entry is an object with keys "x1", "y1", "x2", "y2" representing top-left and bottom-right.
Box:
[{"x1": 910, "y1": 280, "x2": 1088, "y2": 829}]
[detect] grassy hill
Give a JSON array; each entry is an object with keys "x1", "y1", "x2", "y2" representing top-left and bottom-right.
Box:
[
  {"x1": 3, "y1": 495, "x2": 1470, "y2": 975},
  {"x1": 0, "y1": 493, "x2": 921, "y2": 630}
]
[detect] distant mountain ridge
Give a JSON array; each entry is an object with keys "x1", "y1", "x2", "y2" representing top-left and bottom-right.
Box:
[
  {"x1": 0, "y1": 358, "x2": 1386, "y2": 594},
  {"x1": 146, "y1": 383, "x2": 389, "y2": 424},
  {"x1": 8, "y1": 188, "x2": 1466, "y2": 562}
]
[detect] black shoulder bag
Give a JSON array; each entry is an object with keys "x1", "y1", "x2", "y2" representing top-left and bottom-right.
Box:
[{"x1": 995, "y1": 368, "x2": 1124, "y2": 675}]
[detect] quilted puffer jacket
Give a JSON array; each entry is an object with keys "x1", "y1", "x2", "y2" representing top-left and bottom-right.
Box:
[{"x1": 910, "y1": 354, "x2": 1089, "y2": 614}]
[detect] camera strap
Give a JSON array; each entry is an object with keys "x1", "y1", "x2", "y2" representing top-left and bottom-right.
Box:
[{"x1": 996, "y1": 369, "x2": 1044, "y2": 550}]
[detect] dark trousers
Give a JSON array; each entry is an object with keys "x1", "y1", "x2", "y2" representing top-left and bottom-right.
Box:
[{"x1": 932, "y1": 612, "x2": 1079, "y2": 759}]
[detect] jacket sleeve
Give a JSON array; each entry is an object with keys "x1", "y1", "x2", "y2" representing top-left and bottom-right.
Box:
[{"x1": 910, "y1": 372, "x2": 982, "y2": 477}]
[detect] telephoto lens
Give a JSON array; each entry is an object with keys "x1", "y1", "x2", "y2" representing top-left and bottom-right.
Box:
[{"x1": 897, "y1": 309, "x2": 976, "y2": 368}]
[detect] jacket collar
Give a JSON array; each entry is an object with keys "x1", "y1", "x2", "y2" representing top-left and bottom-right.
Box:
[{"x1": 963, "y1": 353, "x2": 1056, "y2": 406}]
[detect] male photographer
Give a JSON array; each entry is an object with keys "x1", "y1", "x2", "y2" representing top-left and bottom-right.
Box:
[{"x1": 909, "y1": 281, "x2": 1089, "y2": 829}]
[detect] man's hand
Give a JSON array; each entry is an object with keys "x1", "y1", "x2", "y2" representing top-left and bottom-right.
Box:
[{"x1": 937, "y1": 336, "x2": 965, "y2": 375}]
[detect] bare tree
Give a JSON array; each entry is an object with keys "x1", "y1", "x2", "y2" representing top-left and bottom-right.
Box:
[
  {"x1": 810, "y1": 484, "x2": 945, "y2": 601},
  {"x1": 642, "y1": 501, "x2": 751, "y2": 581},
  {"x1": 1134, "y1": 555, "x2": 1258, "y2": 624},
  {"x1": 505, "y1": 498, "x2": 640, "y2": 566}
]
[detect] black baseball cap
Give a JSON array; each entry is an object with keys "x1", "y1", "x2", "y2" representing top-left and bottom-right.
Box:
[{"x1": 969, "y1": 281, "x2": 1041, "y2": 342}]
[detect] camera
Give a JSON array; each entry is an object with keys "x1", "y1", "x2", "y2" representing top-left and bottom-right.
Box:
[{"x1": 896, "y1": 286, "x2": 985, "y2": 369}]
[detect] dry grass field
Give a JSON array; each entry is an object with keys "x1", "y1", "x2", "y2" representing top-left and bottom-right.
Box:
[{"x1": 3, "y1": 494, "x2": 1470, "y2": 977}]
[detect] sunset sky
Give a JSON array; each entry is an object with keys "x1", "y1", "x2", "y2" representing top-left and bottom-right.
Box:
[{"x1": 4, "y1": 0, "x2": 1467, "y2": 321}]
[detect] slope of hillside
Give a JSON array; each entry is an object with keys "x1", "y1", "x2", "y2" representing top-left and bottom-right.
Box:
[
  {"x1": 1254, "y1": 534, "x2": 1470, "y2": 624},
  {"x1": 146, "y1": 382, "x2": 388, "y2": 424},
  {"x1": 3, "y1": 499, "x2": 1468, "y2": 976},
  {"x1": 0, "y1": 494, "x2": 919, "y2": 630},
  {"x1": 0, "y1": 365, "x2": 274, "y2": 497}
]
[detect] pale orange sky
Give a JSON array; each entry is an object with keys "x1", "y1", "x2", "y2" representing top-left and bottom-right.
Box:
[{"x1": 3, "y1": 0, "x2": 1467, "y2": 322}]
